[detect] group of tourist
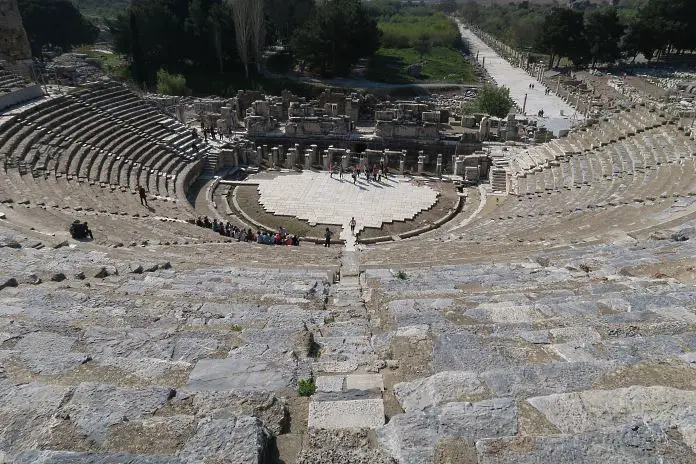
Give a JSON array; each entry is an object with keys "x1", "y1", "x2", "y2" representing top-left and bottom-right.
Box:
[
  {"x1": 329, "y1": 163, "x2": 389, "y2": 184},
  {"x1": 69, "y1": 220, "x2": 94, "y2": 240},
  {"x1": 191, "y1": 216, "x2": 300, "y2": 246},
  {"x1": 198, "y1": 123, "x2": 233, "y2": 142}
]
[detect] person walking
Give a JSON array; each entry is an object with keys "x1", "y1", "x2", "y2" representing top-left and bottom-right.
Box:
[
  {"x1": 350, "y1": 217, "x2": 356, "y2": 235},
  {"x1": 138, "y1": 185, "x2": 148, "y2": 207},
  {"x1": 324, "y1": 227, "x2": 333, "y2": 247}
]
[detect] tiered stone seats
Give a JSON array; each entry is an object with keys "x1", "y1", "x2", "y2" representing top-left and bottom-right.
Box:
[
  {"x1": 4, "y1": 73, "x2": 696, "y2": 461},
  {"x1": 507, "y1": 106, "x2": 669, "y2": 185},
  {"x1": 0, "y1": 221, "x2": 339, "y2": 462},
  {"x1": 363, "y1": 237, "x2": 696, "y2": 462},
  {"x1": 0, "y1": 81, "x2": 205, "y2": 202}
]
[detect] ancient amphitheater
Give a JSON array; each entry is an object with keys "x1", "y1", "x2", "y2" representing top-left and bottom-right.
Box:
[{"x1": 3, "y1": 30, "x2": 696, "y2": 464}]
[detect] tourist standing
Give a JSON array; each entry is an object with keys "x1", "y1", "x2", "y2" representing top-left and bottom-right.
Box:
[
  {"x1": 138, "y1": 185, "x2": 148, "y2": 207},
  {"x1": 324, "y1": 228, "x2": 333, "y2": 247},
  {"x1": 350, "y1": 217, "x2": 356, "y2": 235}
]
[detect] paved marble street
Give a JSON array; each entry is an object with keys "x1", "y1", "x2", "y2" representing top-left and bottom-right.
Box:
[
  {"x1": 255, "y1": 171, "x2": 438, "y2": 244},
  {"x1": 455, "y1": 19, "x2": 580, "y2": 135}
]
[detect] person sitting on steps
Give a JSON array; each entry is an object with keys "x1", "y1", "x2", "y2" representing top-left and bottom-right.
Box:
[{"x1": 69, "y1": 220, "x2": 94, "y2": 240}]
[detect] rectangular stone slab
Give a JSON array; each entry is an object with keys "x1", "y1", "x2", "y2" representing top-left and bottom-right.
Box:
[
  {"x1": 345, "y1": 374, "x2": 384, "y2": 392},
  {"x1": 186, "y1": 358, "x2": 292, "y2": 391},
  {"x1": 308, "y1": 399, "x2": 385, "y2": 429}
]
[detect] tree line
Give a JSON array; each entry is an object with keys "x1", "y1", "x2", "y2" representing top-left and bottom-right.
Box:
[
  {"x1": 461, "y1": 0, "x2": 696, "y2": 68},
  {"x1": 16, "y1": 0, "x2": 382, "y2": 87}
]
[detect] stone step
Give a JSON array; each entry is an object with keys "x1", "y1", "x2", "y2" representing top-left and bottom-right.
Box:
[
  {"x1": 313, "y1": 359, "x2": 361, "y2": 374},
  {"x1": 315, "y1": 335, "x2": 371, "y2": 347},
  {"x1": 322, "y1": 321, "x2": 371, "y2": 337},
  {"x1": 316, "y1": 373, "x2": 384, "y2": 394},
  {"x1": 307, "y1": 399, "x2": 385, "y2": 429}
]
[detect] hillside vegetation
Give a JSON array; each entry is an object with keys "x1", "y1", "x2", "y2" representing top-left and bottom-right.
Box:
[{"x1": 367, "y1": 12, "x2": 475, "y2": 84}]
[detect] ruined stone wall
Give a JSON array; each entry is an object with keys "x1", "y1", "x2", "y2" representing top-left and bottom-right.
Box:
[{"x1": 0, "y1": 0, "x2": 31, "y2": 63}]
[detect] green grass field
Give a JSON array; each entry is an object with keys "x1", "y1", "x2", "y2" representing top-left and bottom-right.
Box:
[
  {"x1": 366, "y1": 46, "x2": 475, "y2": 84},
  {"x1": 366, "y1": 12, "x2": 476, "y2": 84}
]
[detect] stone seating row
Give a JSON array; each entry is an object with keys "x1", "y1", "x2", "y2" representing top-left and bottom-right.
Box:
[
  {"x1": 363, "y1": 237, "x2": 696, "y2": 461},
  {"x1": 507, "y1": 108, "x2": 670, "y2": 178},
  {"x1": 0, "y1": 83, "x2": 207, "y2": 198},
  {"x1": 0, "y1": 72, "x2": 26, "y2": 92},
  {"x1": 511, "y1": 124, "x2": 696, "y2": 194},
  {"x1": 0, "y1": 232, "x2": 337, "y2": 461},
  {"x1": 375, "y1": 129, "x2": 696, "y2": 265}
]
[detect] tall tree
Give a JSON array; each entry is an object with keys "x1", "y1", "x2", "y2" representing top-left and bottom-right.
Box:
[
  {"x1": 231, "y1": 0, "x2": 252, "y2": 77},
  {"x1": 291, "y1": 0, "x2": 380, "y2": 76},
  {"x1": 129, "y1": 10, "x2": 147, "y2": 85},
  {"x1": 621, "y1": 15, "x2": 656, "y2": 62},
  {"x1": 18, "y1": 0, "x2": 98, "y2": 55},
  {"x1": 584, "y1": 7, "x2": 623, "y2": 67},
  {"x1": 264, "y1": 0, "x2": 314, "y2": 44},
  {"x1": 536, "y1": 8, "x2": 588, "y2": 68},
  {"x1": 249, "y1": 0, "x2": 265, "y2": 73}
]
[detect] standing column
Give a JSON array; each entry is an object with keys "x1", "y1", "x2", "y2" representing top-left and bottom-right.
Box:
[
  {"x1": 522, "y1": 93, "x2": 528, "y2": 115},
  {"x1": 417, "y1": 151, "x2": 425, "y2": 175},
  {"x1": 455, "y1": 156, "x2": 464, "y2": 176},
  {"x1": 286, "y1": 148, "x2": 296, "y2": 169},
  {"x1": 436, "y1": 154, "x2": 442, "y2": 178},
  {"x1": 271, "y1": 146, "x2": 279, "y2": 168}
]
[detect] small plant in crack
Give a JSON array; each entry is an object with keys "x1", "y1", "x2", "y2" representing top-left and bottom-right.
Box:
[{"x1": 298, "y1": 378, "x2": 317, "y2": 397}]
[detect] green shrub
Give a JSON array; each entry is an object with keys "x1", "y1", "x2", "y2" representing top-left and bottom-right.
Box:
[
  {"x1": 467, "y1": 86, "x2": 514, "y2": 118},
  {"x1": 155, "y1": 68, "x2": 190, "y2": 96},
  {"x1": 396, "y1": 270, "x2": 408, "y2": 280},
  {"x1": 298, "y1": 378, "x2": 316, "y2": 397}
]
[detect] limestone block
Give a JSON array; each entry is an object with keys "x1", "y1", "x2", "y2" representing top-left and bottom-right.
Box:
[
  {"x1": 345, "y1": 374, "x2": 383, "y2": 392},
  {"x1": 308, "y1": 399, "x2": 385, "y2": 429},
  {"x1": 476, "y1": 423, "x2": 695, "y2": 463},
  {"x1": 527, "y1": 386, "x2": 696, "y2": 434},
  {"x1": 13, "y1": 451, "x2": 183, "y2": 463},
  {"x1": 61, "y1": 382, "x2": 175, "y2": 443},
  {"x1": 394, "y1": 371, "x2": 486, "y2": 411},
  {"x1": 14, "y1": 331, "x2": 90, "y2": 375},
  {"x1": 178, "y1": 417, "x2": 269, "y2": 463},
  {"x1": 0, "y1": 381, "x2": 73, "y2": 453},
  {"x1": 187, "y1": 353, "x2": 296, "y2": 392},
  {"x1": 185, "y1": 390, "x2": 288, "y2": 436},
  {"x1": 316, "y1": 375, "x2": 345, "y2": 393},
  {"x1": 377, "y1": 398, "x2": 517, "y2": 463},
  {"x1": 480, "y1": 361, "x2": 614, "y2": 398}
]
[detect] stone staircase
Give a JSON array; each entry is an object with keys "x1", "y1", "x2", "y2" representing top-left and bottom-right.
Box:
[
  {"x1": 202, "y1": 150, "x2": 220, "y2": 177},
  {"x1": 489, "y1": 167, "x2": 507, "y2": 193},
  {"x1": 302, "y1": 249, "x2": 388, "y2": 459}
]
